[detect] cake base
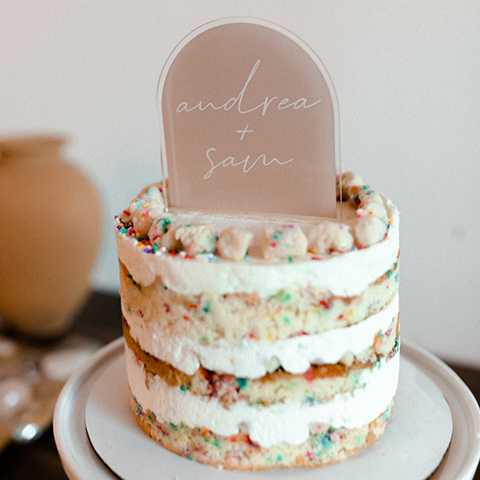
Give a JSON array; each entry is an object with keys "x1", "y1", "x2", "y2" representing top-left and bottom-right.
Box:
[{"x1": 129, "y1": 392, "x2": 393, "y2": 470}]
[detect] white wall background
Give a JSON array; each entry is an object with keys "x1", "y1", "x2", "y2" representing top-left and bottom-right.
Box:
[{"x1": 1, "y1": 1, "x2": 479, "y2": 366}]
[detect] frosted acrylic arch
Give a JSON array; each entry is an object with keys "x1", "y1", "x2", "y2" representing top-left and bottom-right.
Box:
[{"x1": 157, "y1": 17, "x2": 340, "y2": 218}]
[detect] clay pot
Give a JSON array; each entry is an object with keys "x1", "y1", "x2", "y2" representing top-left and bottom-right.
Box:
[{"x1": 0, "y1": 135, "x2": 102, "y2": 338}]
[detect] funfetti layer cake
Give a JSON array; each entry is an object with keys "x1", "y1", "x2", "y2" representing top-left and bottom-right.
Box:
[{"x1": 115, "y1": 171, "x2": 400, "y2": 470}]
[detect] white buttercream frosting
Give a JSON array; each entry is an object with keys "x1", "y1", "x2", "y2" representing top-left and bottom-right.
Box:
[
  {"x1": 125, "y1": 346, "x2": 399, "y2": 448},
  {"x1": 125, "y1": 294, "x2": 399, "y2": 378},
  {"x1": 115, "y1": 197, "x2": 399, "y2": 298}
]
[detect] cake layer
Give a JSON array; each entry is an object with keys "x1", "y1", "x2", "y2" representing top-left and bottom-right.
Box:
[
  {"x1": 124, "y1": 315, "x2": 399, "y2": 406},
  {"x1": 125, "y1": 345, "x2": 399, "y2": 448},
  {"x1": 130, "y1": 392, "x2": 392, "y2": 470},
  {"x1": 123, "y1": 291, "x2": 399, "y2": 378},
  {"x1": 119, "y1": 256, "x2": 398, "y2": 344}
]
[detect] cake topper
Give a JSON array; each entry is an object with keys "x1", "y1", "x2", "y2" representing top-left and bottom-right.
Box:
[{"x1": 157, "y1": 17, "x2": 340, "y2": 218}]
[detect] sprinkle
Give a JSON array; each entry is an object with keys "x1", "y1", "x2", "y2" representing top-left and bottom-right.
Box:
[
  {"x1": 246, "y1": 435, "x2": 260, "y2": 448},
  {"x1": 319, "y1": 300, "x2": 330, "y2": 310},
  {"x1": 303, "y1": 367, "x2": 315, "y2": 382},
  {"x1": 147, "y1": 412, "x2": 156, "y2": 424},
  {"x1": 277, "y1": 292, "x2": 291, "y2": 303},
  {"x1": 236, "y1": 378, "x2": 248, "y2": 390}
]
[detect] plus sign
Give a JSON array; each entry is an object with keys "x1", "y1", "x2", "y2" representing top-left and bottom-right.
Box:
[{"x1": 237, "y1": 124, "x2": 254, "y2": 141}]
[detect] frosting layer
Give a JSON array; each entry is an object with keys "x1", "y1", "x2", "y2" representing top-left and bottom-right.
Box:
[
  {"x1": 125, "y1": 346, "x2": 399, "y2": 448},
  {"x1": 125, "y1": 294, "x2": 399, "y2": 378}
]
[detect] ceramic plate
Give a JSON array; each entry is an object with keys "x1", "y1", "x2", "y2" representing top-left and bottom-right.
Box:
[{"x1": 54, "y1": 338, "x2": 480, "y2": 480}]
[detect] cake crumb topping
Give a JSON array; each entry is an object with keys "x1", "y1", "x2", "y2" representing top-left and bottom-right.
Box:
[
  {"x1": 308, "y1": 222, "x2": 354, "y2": 255},
  {"x1": 217, "y1": 227, "x2": 254, "y2": 262},
  {"x1": 175, "y1": 224, "x2": 217, "y2": 256},
  {"x1": 338, "y1": 171, "x2": 363, "y2": 199},
  {"x1": 353, "y1": 210, "x2": 388, "y2": 248},
  {"x1": 115, "y1": 173, "x2": 393, "y2": 262},
  {"x1": 262, "y1": 224, "x2": 308, "y2": 261},
  {"x1": 128, "y1": 185, "x2": 165, "y2": 237}
]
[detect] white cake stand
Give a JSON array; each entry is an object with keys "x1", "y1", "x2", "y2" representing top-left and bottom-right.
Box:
[{"x1": 53, "y1": 338, "x2": 480, "y2": 480}]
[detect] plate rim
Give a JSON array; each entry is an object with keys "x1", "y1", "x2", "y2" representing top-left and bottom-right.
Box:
[
  {"x1": 53, "y1": 337, "x2": 124, "y2": 480},
  {"x1": 400, "y1": 342, "x2": 480, "y2": 480},
  {"x1": 53, "y1": 338, "x2": 480, "y2": 480}
]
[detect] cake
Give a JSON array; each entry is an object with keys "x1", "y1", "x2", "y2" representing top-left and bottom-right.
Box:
[{"x1": 115, "y1": 171, "x2": 400, "y2": 470}]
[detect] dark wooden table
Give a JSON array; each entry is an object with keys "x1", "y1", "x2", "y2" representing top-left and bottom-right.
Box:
[{"x1": 0, "y1": 291, "x2": 478, "y2": 479}]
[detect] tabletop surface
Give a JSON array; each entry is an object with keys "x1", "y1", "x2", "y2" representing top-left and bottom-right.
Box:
[{"x1": 0, "y1": 291, "x2": 478, "y2": 480}]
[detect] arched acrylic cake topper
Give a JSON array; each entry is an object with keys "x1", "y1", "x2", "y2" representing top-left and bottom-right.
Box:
[{"x1": 157, "y1": 17, "x2": 340, "y2": 218}]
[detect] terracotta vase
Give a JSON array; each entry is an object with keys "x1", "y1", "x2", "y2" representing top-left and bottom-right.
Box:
[{"x1": 0, "y1": 135, "x2": 102, "y2": 338}]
